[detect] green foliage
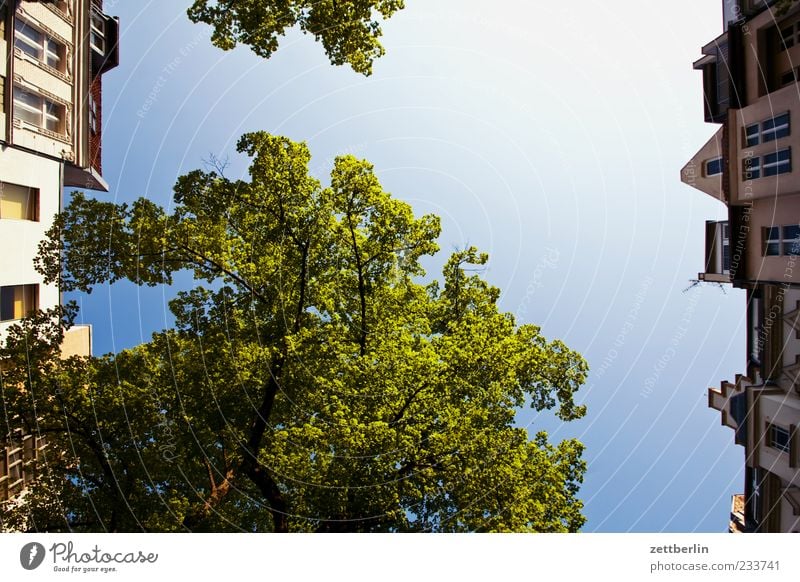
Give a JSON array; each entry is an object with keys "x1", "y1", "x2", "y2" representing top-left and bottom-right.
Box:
[
  {"x1": 187, "y1": 0, "x2": 405, "y2": 75},
  {"x1": 3, "y1": 133, "x2": 588, "y2": 532}
]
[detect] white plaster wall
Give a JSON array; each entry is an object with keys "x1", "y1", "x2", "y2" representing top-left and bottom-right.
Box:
[{"x1": 0, "y1": 146, "x2": 61, "y2": 337}]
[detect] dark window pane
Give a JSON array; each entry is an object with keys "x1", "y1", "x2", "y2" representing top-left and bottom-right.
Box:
[
  {"x1": 771, "y1": 425, "x2": 791, "y2": 453},
  {"x1": 746, "y1": 124, "x2": 760, "y2": 147},
  {"x1": 743, "y1": 156, "x2": 760, "y2": 179},
  {"x1": 763, "y1": 148, "x2": 792, "y2": 176},
  {"x1": 0, "y1": 287, "x2": 14, "y2": 321},
  {"x1": 706, "y1": 157, "x2": 723, "y2": 176},
  {"x1": 782, "y1": 26, "x2": 795, "y2": 48},
  {"x1": 762, "y1": 113, "x2": 790, "y2": 141},
  {"x1": 784, "y1": 225, "x2": 800, "y2": 255}
]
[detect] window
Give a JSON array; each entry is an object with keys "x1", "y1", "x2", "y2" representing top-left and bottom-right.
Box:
[
  {"x1": 14, "y1": 18, "x2": 64, "y2": 71},
  {"x1": 0, "y1": 285, "x2": 38, "y2": 322},
  {"x1": 780, "y1": 20, "x2": 800, "y2": 51},
  {"x1": 762, "y1": 113, "x2": 790, "y2": 142},
  {"x1": 744, "y1": 113, "x2": 791, "y2": 149},
  {"x1": 763, "y1": 224, "x2": 800, "y2": 256},
  {"x1": 0, "y1": 182, "x2": 39, "y2": 221},
  {"x1": 784, "y1": 225, "x2": 800, "y2": 256},
  {"x1": 13, "y1": 85, "x2": 65, "y2": 134},
  {"x1": 765, "y1": 226, "x2": 781, "y2": 256},
  {"x1": 743, "y1": 155, "x2": 760, "y2": 180},
  {"x1": 768, "y1": 424, "x2": 791, "y2": 453},
  {"x1": 746, "y1": 123, "x2": 760, "y2": 147},
  {"x1": 763, "y1": 147, "x2": 792, "y2": 176},
  {"x1": 90, "y1": 8, "x2": 105, "y2": 55},
  {"x1": 89, "y1": 93, "x2": 98, "y2": 134},
  {"x1": 722, "y1": 221, "x2": 731, "y2": 272},
  {"x1": 705, "y1": 157, "x2": 723, "y2": 176}
]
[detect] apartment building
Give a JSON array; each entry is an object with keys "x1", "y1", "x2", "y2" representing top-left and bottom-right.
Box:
[
  {"x1": 682, "y1": 0, "x2": 800, "y2": 532},
  {"x1": 0, "y1": 0, "x2": 118, "y2": 504}
]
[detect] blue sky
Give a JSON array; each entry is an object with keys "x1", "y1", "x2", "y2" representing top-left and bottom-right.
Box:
[{"x1": 74, "y1": 0, "x2": 743, "y2": 532}]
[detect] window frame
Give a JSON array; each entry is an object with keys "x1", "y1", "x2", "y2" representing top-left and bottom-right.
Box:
[
  {"x1": 0, "y1": 182, "x2": 40, "y2": 221},
  {"x1": 0, "y1": 284, "x2": 39, "y2": 322},
  {"x1": 783, "y1": 224, "x2": 800, "y2": 256},
  {"x1": 13, "y1": 17, "x2": 65, "y2": 72},
  {"x1": 780, "y1": 19, "x2": 800, "y2": 51},
  {"x1": 781, "y1": 22, "x2": 797, "y2": 50},
  {"x1": 765, "y1": 226, "x2": 781, "y2": 256},
  {"x1": 12, "y1": 84, "x2": 66, "y2": 135},
  {"x1": 762, "y1": 112, "x2": 791, "y2": 143},
  {"x1": 90, "y1": 7, "x2": 106, "y2": 55},
  {"x1": 705, "y1": 156, "x2": 723, "y2": 177},
  {"x1": 768, "y1": 424, "x2": 791, "y2": 454},
  {"x1": 762, "y1": 147, "x2": 792, "y2": 177},
  {"x1": 89, "y1": 93, "x2": 98, "y2": 134},
  {"x1": 745, "y1": 123, "x2": 760, "y2": 147},
  {"x1": 762, "y1": 224, "x2": 800, "y2": 256},
  {"x1": 743, "y1": 155, "x2": 760, "y2": 180}
]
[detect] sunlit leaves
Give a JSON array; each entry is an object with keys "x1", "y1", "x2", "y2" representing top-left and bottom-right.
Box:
[
  {"x1": 6, "y1": 132, "x2": 588, "y2": 532},
  {"x1": 187, "y1": 0, "x2": 405, "y2": 75}
]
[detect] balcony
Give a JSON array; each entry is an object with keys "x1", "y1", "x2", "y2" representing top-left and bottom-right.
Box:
[{"x1": 699, "y1": 220, "x2": 731, "y2": 283}]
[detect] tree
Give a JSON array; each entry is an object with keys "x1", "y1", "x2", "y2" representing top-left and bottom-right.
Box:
[
  {"x1": 2, "y1": 132, "x2": 588, "y2": 532},
  {"x1": 187, "y1": 0, "x2": 405, "y2": 75}
]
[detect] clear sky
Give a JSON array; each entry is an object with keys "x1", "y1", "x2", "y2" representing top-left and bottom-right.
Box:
[{"x1": 76, "y1": 0, "x2": 743, "y2": 532}]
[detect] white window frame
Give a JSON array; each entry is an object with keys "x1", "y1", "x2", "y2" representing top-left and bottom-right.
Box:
[
  {"x1": 743, "y1": 155, "x2": 760, "y2": 180},
  {"x1": 90, "y1": 7, "x2": 106, "y2": 55},
  {"x1": 769, "y1": 424, "x2": 791, "y2": 453},
  {"x1": 13, "y1": 85, "x2": 65, "y2": 134},
  {"x1": 89, "y1": 93, "x2": 98, "y2": 134},
  {"x1": 762, "y1": 147, "x2": 792, "y2": 177},
  {"x1": 14, "y1": 17, "x2": 64, "y2": 71},
  {"x1": 745, "y1": 123, "x2": 760, "y2": 147},
  {"x1": 763, "y1": 224, "x2": 800, "y2": 256},
  {"x1": 761, "y1": 112, "x2": 790, "y2": 143}
]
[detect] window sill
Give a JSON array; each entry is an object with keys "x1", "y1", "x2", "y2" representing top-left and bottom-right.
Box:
[
  {"x1": 13, "y1": 48, "x2": 71, "y2": 84},
  {"x1": 12, "y1": 117, "x2": 70, "y2": 144}
]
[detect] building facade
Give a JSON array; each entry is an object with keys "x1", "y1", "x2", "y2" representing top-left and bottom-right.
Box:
[
  {"x1": 682, "y1": 0, "x2": 800, "y2": 532},
  {"x1": 0, "y1": 0, "x2": 117, "y2": 504}
]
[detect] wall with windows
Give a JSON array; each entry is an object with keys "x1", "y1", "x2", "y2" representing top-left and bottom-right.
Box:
[
  {"x1": 744, "y1": 194, "x2": 800, "y2": 282},
  {"x1": 0, "y1": 147, "x2": 60, "y2": 336},
  {"x1": 755, "y1": 391, "x2": 800, "y2": 488},
  {"x1": 732, "y1": 86, "x2": 800, "y2": 204},
  {"x1": 739, "y1": 5, "x2": 800, "y2": 103},
  {"x1": 781, "y1": 288, "x2": 800, "y2": 373},
  {"x1": 11, "y1": 3, "x2": 75, "y2": 161}
]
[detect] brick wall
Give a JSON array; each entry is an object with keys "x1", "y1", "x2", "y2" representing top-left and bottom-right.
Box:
[{"x1": 89, "y1": 74, "x2": 101, "y2": 175}]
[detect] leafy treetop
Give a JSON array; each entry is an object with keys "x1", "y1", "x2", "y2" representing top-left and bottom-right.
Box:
[
  {"x1": 3, "y1": 132, "x2": 588, "y2": 532},
  {"x1": 187, "y1": 0, "x2": 405, "y2": 75}
]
